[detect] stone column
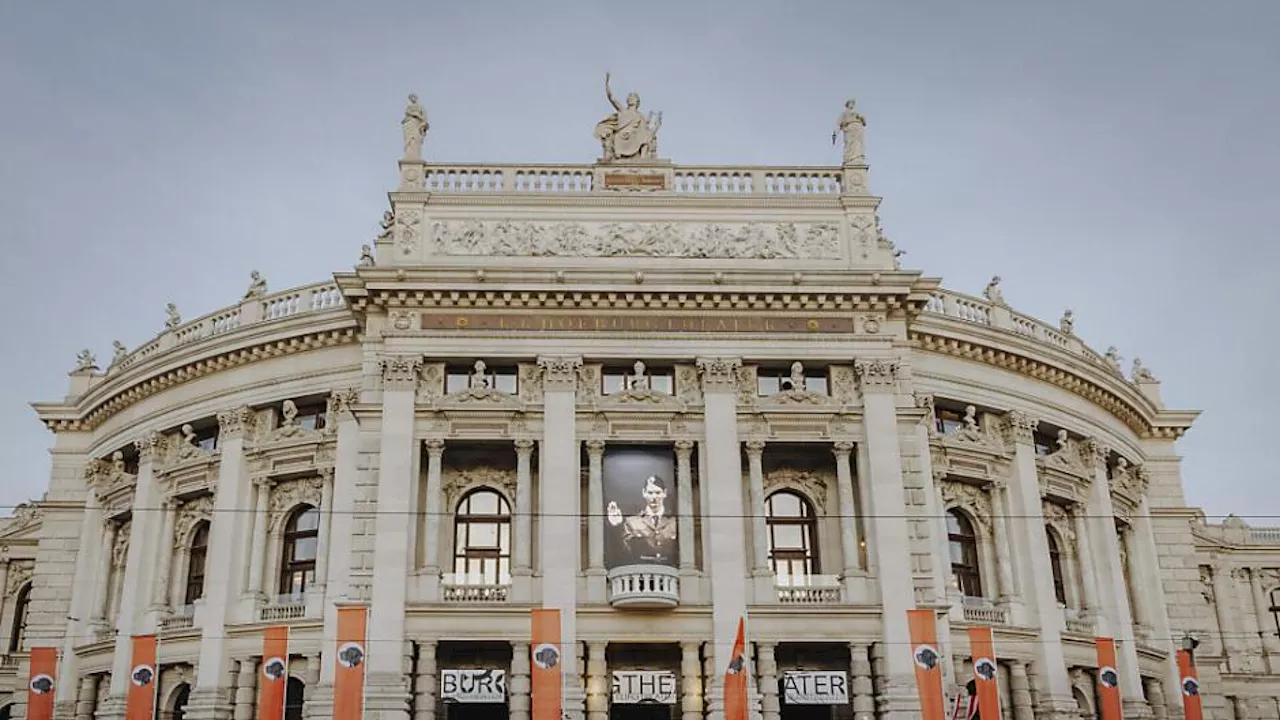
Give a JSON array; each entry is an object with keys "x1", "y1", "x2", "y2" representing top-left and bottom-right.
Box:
[
  {"x1": 832, "y1": 442, "x2": 861, "y2": 585},
  {"x1": 989, "y1": 482, "x2": 1017, "y2": 601},
  {"x1": 585, "y1": 438, "x2": 606, "y2": 602},
  {"x1": 421, "y1": 439, "x2": 446, "y2": 576},
  {"x1": 74, "y1": 674, "x2": 99, "y2": 720},
  {"x1": 187, "y1": 407, "x2": 254, "y2": 719},
  {"x1": 1000, "y1": 411, "x2": 1075, "y2": 718},
  {"x1": 1082, "y1": 440, "x2": 1147, "y2": 715},
  {"x1": 1211, "y1": 563, "x2": 1240, "y2": 665},
  {"x1": 313, "y1": 469, "x2": 334, "y2": 589},
  {"x1": 413, "y1": 640, "x2": 437, "y2": 720},
  {"x1": 106, "y1": 433, "x2": 162, "y2": 706},
  {"x1": 675, "y1": 439, "x2": 696, "y2": 572},
  {"x1": 366, "y1": 354, "x2": 422, "y2": 720},
  {"x1": 1249, "y1": 568, "x2": 1280, "y2": 669},
  {"x1": 1122, "y1": 527, "x2": 1149, "y2": 631},
  {"x1": 150, "y1": 499, "x2": 177, "y2": 611},
  {"x1": 585, "y1": 642, "x2": 608, "y2": 720},
  {"x1": 1143, "y1": 676, "x2": 1168, "y2": 720},
  {"x1": 511, "y1": 642, "x2": 531, "y2": 720},
  {"x1": 849, "y1": 643, "x2": 874, "y2": 720},
  {"x1": 515, "y1": 438, "x2": 537, "y2": 573},
  {"x1": 757, "y1": 642, "x2": 779, "y2": 720},
  {"x1": 681, "y1": 641, "x2": 704, "y2": 720},
  {"x1": 852, "y1": 358, "x2": 918, "y2": 716},
  {"x1": 744, "y1": 440, "x2": 770, "y2": 576},
  {"x1": 313, "y1": 387, "x2": 361, "y2": 716},
  {"x1": 232, "y1": 659, "x2": 257, "y2": 720},
  {"x1": 92, "y1": 520, "x2": 118, "y2": 624},
  {"x1": 697, "y1": 357, "x2": 751, "y2": 720},
  {"x1": 1008, "y1": 660, "x2": 1034, "y2": 720},
  {"x1": 245, "y1": 478, "x2": 271, "y2": 599},
  {"x1": 1130, "y1": 492, "x2": 1182, "y2": 708},
  {"x1": 538, "y1": 356, "x2": 585, "y2": 718},
  {"x1": 1072, "y1": 505, "x2": 1101, "y2": 616}
]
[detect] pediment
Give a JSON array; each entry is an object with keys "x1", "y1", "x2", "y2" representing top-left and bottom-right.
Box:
[
  {"x1": 248, "y1": 436, "x2": 335, "y2": 480},
  {"x1": 930, "y1": 441, "x2": 1008, "y2": 484},
  {"x1": 1037, "y1": 465, "x2": 1087, "y2": 505},
  {"x1": 158, "y1": 453, "x2": 221, "y2": 500}
]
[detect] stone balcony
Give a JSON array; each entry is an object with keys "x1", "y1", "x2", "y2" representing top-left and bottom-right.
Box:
[
  {"x1": 775, "y1": 574, "x2": 843, "y2": 605},
  {"x1": 160, "y1": 603, "x2": 196, "y2": 631},
  {"x1": 418, "y1": 163, "x2": 847, "y2": 196},
  {"x1": 442, "y1": 580, "x2": 510, "y2": 604},
  {"x1": 259, "y1": 594, "x2": 308, "y2": 622},
  {"x1": 960, "y1": 596, "x2": 1009, "y2": 626},
  {"x1": 608, "y1": 565, "x2": 679, "y2": 608}
]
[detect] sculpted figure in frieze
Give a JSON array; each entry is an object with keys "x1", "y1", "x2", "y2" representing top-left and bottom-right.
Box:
[{"x1": 594, "y1": 72, "x2": 662, "y2": 162}]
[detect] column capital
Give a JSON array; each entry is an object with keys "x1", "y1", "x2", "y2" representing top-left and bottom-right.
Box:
[
  {"x1": 832, "y1": 440, "x2": 855, "y2": 458},
  {"x1": 380, "y1": 354, "x2": 424, "y2": 391},
  {"x1": 134, "y1": 432, "x2": 162, "y2": 462},
  {"x1": 674, "y1": 438, "x2": 695, "y2": 454},
  {"x1": 217, "y1": 405, "x2": 257, "y2": 440},
  {"x1": 695, "y1": 356, "x2": 742, "y2": 393},
  {"x1": 424, "y1": 438, "x2": 446, "y2": 458},
  {"x1": 1001, "y1": 410, "x2": 1039, "y2": 445},
  {"x1": 515, "y1": 438, "x2": 536, "y2": 455},
  {"x1": 853, "y1": 358, "x2": 900, "y2": 392},
  {"x1": 585, "y1": 438, "x2": 606, "y2": 456},
  {"x1": 253, "y1": 476, "x2": 274, "y2": 490},
  {"x1": 744, "y1": 439, "x2": 766, "y2": 456},
  {"x1": 536, "y1": 355, "x2": 583, "y2": 392},
  {"x1": 327, "y1": 387, "x2": 360, "y2": 422},
  {"x1": 1082, "y1": 438, "x2": 1111, "y2": 468}
]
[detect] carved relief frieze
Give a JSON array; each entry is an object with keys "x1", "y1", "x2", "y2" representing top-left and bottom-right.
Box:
[
  {"x1": 428, "y1": 219, "x2": 843, "y2": 260},
  {"x1": 734, "y1": 365, "x2": 757, "y2": 408},
  {"x1": 443, "y1": 466, "x2": 516, "y2": 511},
  {"x1": 830, "y1": 366, "x2": 857, "y2": 405},
  {"x1": 939, "y1": 406, "x2": 1004, "y2": 453},
  {"x1": 930, "y1": 438, "x2": 1007, "y2": 484},
  {"x1": 938, "y1": 479, "x2": 992, "y2": 530},
  {"x1": 538, "y1": 356, "x2": 582, "y2": 393},
  {"x1": 396, "y1": 208, "x2": 423, "y2": 257},
  {"x1": 598, "y1": 387, "x2": 686, "y2": 411},
  {"x1": 90, "y1": 451, "x2": 137, "y2": 516},
  {"x1": 675, "y1": 365, "x2": 702, "y2": 406},
  {"x1": 1037, "y1": 430, "x2": 1090, "y2": 477},
  {"x1": 518, "y1": 363, "x2": 544, "y2": 404},
  {"x1": 696, "y1": 357, "x2": 742, "y2": 394},
  {"x1": 852, "y1": 358, "x2": 899, "y2": 393},
  {"x1": 416, "y1": 364, "x2": 445, "y2": 403},
  {"x1": 6, "y1": 561, "x2": 33, "y2": 594},
  {"x1": 268, "y1": 477, "x2": 324, "y2": 532},
  {"x1": 763, "y1": 468, "x2": 832, "y2": 515},
  {"x1": 0, "y1": 503, "x2": 43, "y2": 539}
]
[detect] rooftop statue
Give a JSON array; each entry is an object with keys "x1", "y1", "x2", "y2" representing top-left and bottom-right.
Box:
[
  {"x1": 982, "y1": 275, "x2": 1006, "y2": 306},
  {"x1": 834, "y1": 98, "x2": 866, "y2": 165},
  {"x1": 165, "y1": 303, "x2": 181, "y2": 330},
  {"x1": 73, "y1": 349, "x2": 96, "y2": 372},
  {"x1": 402, "y1": 93, "x2": 429, "y2": 160},
  {"x1": 594, "y1": 73, "x2": 662, "y2": 162},
  {"x1": 1059, "y1": 309, "x2": 1075, "y2": 335},
  {"x1": 110, "y1": 340, "x2": 128, "y2": 366},
  {"x1": 244, "y1": 270, "x2": 267, "y2": 300}
]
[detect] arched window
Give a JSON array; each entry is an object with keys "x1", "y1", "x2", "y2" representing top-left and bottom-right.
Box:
[
  {"x1": 946, "y1": 510, "x2": 983, "y2": 598},
  {"x1": 7, "y1": 583, "x2": 31, "y2": 653},
  {"x1": 1046, "y1": 526, "x2": 1067, "y2": 605},
  {"x1": 285, "y1": 677, "x2": 305, "y2": 720},
  {"x1": 453, "y1": 489, "x2": 512, "y2": 585},
  {"x1": 184, "y1": 522, "x2": 210, "y2": 605},
  {"x1": 765, "y1": 491, "x2": 818, "y2": 585},
  {"x1": 1269, "y1": 587, "x2": 1279, "y2": 639},
  {"x1": 171, "y1": 683, "x2": 190, "y2": 720},
  {"x1": 279, "y1": 506, "x2": 320, "y2": 597}
]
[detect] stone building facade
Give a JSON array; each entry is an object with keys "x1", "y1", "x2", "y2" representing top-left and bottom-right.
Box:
[{"x1": 1, "y1": 91, "x2": 1278, "y2": 720}]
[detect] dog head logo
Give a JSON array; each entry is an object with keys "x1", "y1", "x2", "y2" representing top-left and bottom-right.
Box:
[
  {"x1": 29, "y1": 674, "x2": 54, "y2": 695},
  {"x1": 726, "y1": 653, "x2": 745, "y2": 674},
  {"x1": 912, "y1": 644, "x2": 939, "y2": 671},
  {"x1": 131, "y1": 665, "x2": 155, "y2": 688},
  {"x1": 263, "y1": 657, "x2": 287, "y2": 681},
  {"x1": 1099, "y1": 666, "x2": 1119, "y2": 689},
  {"x1": 533, "y1": 643, "x2": 560, "y2": 670},
  {"x1": 338, "y1": 643, "x2": 365, "y2": 669},
  {"x1": 974, "y1": 657, "x2": 997, "y2": 681},
  {"x1": 1181, "y1": 677, "x2": 1199, "y2": 697}
]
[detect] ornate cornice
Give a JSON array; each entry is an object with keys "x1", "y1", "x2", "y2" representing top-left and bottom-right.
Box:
[
  {"x1": 537, "y1": 356, "x2": 583, "y2": 392},
  {"x1": 1001, "y1": 410, "x2": 1038, "y2": 446},
  {"x1": 216, "y1": 406, "x2": 256, "y2": 440},
  {"x1": 381, "y1": 355, "x2": 424, "y2": 391},
  {"x1": 696, "y1": 357, "x2": 742, "y2": 393},
  {"x1": 853, "y1": 358, "x2": 899, "y2": 392}
]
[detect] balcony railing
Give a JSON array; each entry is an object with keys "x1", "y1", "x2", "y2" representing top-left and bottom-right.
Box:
[
  {"x1": 419, "y1": 163, "x2": 844, "y2": 196},
  {"x1": 160, "y1": 604, "x2": 196, "y2": 631},
  {"x1": 0, "y1": 653, "x2": 20, "y2": 671},
  {"x1": 775, "y1": 574, "x2": 843, "y2": 604},
  {"x1": 260, "y1": 595, "x2": 307, "y2": 621},
  {"x1": 608, "y1": 565, "x2": 680, "y2": 608},
  {"x1": 442, "y1": 580, "x2": 510, "y2": 603},
  {"x1": 961, "y1": 598, "x2": 1009, "y2": 625},
  {"x1": 1063, "y1": 607, "x2": 1093, "y2": 635}
]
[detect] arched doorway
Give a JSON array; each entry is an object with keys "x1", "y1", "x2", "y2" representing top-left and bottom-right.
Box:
[
  {"x1": 171, "y1": 683, "x2": 191, "y2": 720},
  {"x1": 0, "y1": 703, "x2": 12, "y2": 720},
  {"x1": 285, "y1": 676, "x2": 305, "y2": 720}
]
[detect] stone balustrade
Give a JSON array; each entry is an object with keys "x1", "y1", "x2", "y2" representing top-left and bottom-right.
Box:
[
  {"x1": 775, "y1": 574, "x2": 843, "y2": 604},
  {"x1": 961, "y1": 600, "x2": 1009, "y2": 626},
  {"x1": 441, "y1": 582, "x2": 510, "y2": 603},
  {"x1": 110, "y1": 281, "x2": 345, "y2": 375},
  {"x1": 1249, "y1": 526, "x2": 1280, "y2": 544},
  {"x1": 260, "y1": 596, "x2": 307, "y2": 621},
  {"x1": 607, "y1": 564, "x2": 680, "y2": 608},
  {"x1": 420, "y1": 163, "x2": 844, "y2": 196}
]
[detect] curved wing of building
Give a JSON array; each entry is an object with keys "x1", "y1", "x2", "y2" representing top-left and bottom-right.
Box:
[{"x1": 1, "y1": 93, "x2": 1277, "y2": 720}]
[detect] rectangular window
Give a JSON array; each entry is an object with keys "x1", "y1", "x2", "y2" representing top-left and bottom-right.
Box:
[
  {"x1": 446, "y1": 365, "x2": 518, "y2": 394},
  {"x1": 602, "y1": 366, "x2": 673, "y2": 394},
  {"x1": 291, "y1": 404, "x2": 327, "y2": 431},
  {"x1": 1033, "y1": 431, "x2": 1056, "y2": 456},
  {"x1": 936, "y1": 409, "x2": 965, "y2": 435},
  {"x1": 756, "y1": 367, "x2": 829, "y2": 396}
]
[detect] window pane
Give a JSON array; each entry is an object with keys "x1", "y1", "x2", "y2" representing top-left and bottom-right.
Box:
[
  {"x1": 470, "y1": 522, "x2": 499, "y2": 549},
  {"x1": 651, "y1": 375, "x2": 673, "y2": 394},
  {"x1": 495, "y1": 374, "x2": 517, "y2": 394},
  {"x1": 949, "y1": 540, "x2": 964, "y2": 564},
  {"x1": 469, "y1": 491, "x2": 499, "y2": 515},
  {"x1": 446, "y1": 373, "x2": 469, "y2": 394},
  {"x1": 805, "y1": 375, "x2": 828, "y2": 394},
  {"x1": 294, "y1": 508, "x2": 320, "y2": 532},
  {"x1": 499, "y1": 527, "x2": 510, "y2": 553},
  {"x1": 293, "y1": 536, "x2": 318, "y2": 561},
  {"x1": 603, "y1": 374, "x2": 625, "y2": 394},
  {"x1": 757, "y1": 376, "x2": 780, "y2": 396},
  {"x1": 946, "y1": 512, "x2": 962, "y2": 534},
  {"x1": 773, "y1": 524, "x2": 803, "y2": 550},
  {"x1": 769, "y1": 493, "x2": 802, "y2": 517}
]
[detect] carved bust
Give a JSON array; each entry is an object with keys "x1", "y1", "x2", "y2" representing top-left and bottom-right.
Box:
[
  {"x1": 628, "y1": 361, "x2": 650, "y2": 391},
  {"x1": 470, "y1": 360, "x2": 490, "y2": 390}
]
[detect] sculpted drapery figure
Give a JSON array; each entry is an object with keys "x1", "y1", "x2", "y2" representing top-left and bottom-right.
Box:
[
  {"x1": 402, "y1": 93, "x2": 428, "y2": 160},
  {"x1": 594, "y1": 73, "x2": 662, "y2": 162},
  {"x1": 834, "y1": 98, "x2": 866, "y2": 164}
]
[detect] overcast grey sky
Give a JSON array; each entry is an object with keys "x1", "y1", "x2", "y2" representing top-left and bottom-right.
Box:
[{"x1": 1, "y1": 1, "x2": 1276, "y2": 520}]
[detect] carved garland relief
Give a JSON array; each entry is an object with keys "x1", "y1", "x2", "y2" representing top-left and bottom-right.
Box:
[
  {"x1": 429, "y1": 220, "x2": 843, "y2": 260},
  {"x1": 763, "y1": 468, "x2": 832, "y2": 515},
  {"x1": 938, "y1": 480, "x2": 992, "y2": 530},
  {"x1": 268, "y1": 477, "x2": 324, "y2": 532},
  {"x1": 173, "y1": 496, "x2": 214, "y2": 549},
  {"x1": 443, "y1": 467, "x2": 517, "y2": 510}
]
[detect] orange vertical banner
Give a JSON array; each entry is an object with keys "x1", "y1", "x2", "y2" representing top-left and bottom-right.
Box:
[
  {"x1": 125, "y1": 634, "x2": 158, "y2": 720},
  {"x1": 724, "y1": 617, "x2": 748, "y2": 720},
  {"x1": 967, "y1": 627, "x2": 1002, "y2": 720},
  {"x1": 258, "y1": 626, "x2": 290, "y2": 720},
  {"x1": 334, "y1": 607, "x2": 367, "y2": 720},
  {"x1": 531, "y1": 608, "x2": 563, "y2": 720},
  {"x1": 907, "y1": 609, "x2": 946, "y2": 720},
  {"x1": 1177, "y1": 649, "x2": 1203, "y2": 720},
  {"x1": 26, "y1": 646, "x2": 58, "y2": 720},
  {"x1": 1094, "y1": 637, "x2": 1123, "y2": 720}
]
